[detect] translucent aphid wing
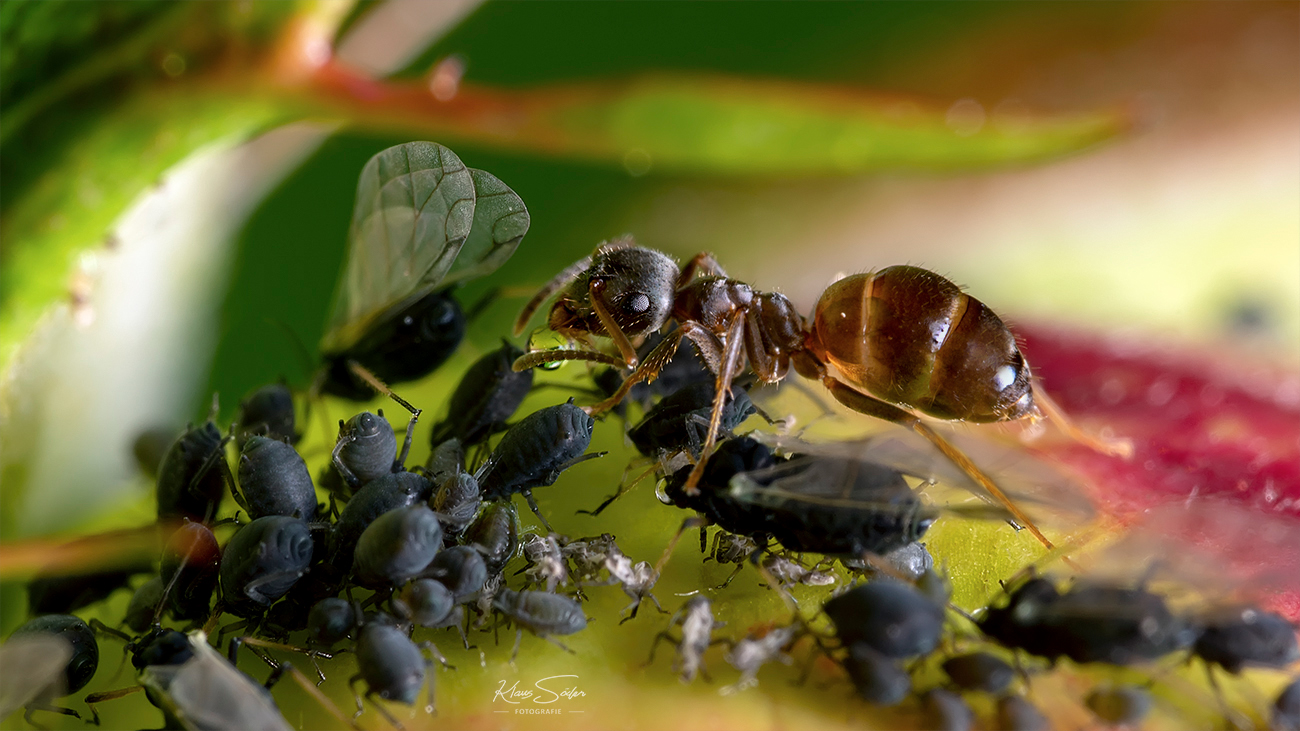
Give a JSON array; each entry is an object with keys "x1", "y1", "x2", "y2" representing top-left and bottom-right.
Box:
[
  {"x1": 321, "y1": 142, "x2": 477, "y2": 354},
  {"x1": 0, "y1": 635, "x2": 72, "y2": 717},
  {"x1": 441, "y1": 168, "x2": 530, "y2": 288},
  {"x1": 164, "y1": 634, "x2": 292, "y2": 731}
]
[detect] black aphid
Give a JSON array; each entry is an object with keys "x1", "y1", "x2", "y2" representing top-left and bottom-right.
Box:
[
  {"x1": 492, "y1": 588, "x2": 587, "y2": 659},
  {"x1": 977, "y1": 576, "x2": 1198, "y2": 666},
  {"x1": 429, "y1": 341, "x2": 534, "y2": 447},
  {"x1": 5, "y1": 614, "x2": 99, "y2": 724},
  {"x1": 237, "y1": 435, "x2": 317, "y2": 520},
  {"x1": 234, "y1": 383, "x2": 297, "y2": 448},
  {"x1": 398, "y1": 579, "x2": 456, "y2": 629},
  {"x1": 160, "y1": 521, "x2": 221, "y2": 623},
  {"x1": 476, "y1": 400, "x2": 603, "y2": 531},
  {"x1": 1193, "y1": 606, "x2": 1299, "y2": 674},
  {"x1": 627, "y1": 381, "x2": 756, "y2": 458},
  {"x1": 156, "y1": 420, "x2": 228, "y2": 523},
  {"x1": 823, "y1": 579, "x2": 945, "y2": 659},
  {"x1": 333, "y1": 471, "x2": 434, "y2": 564},
  {"x1": 463, "y1": 501, "x2": 520, "y2": 575},
  {"x1": 219, "y1": 515, "x2": 314, "y2": 618},
  {"x1": 432, "y1": 473, "x2": 481, "y2": 540},
  {"x1": 941, "y1": 651, "x2": 1014, "y2": 694},
  {"x1": 27, "y1": 564, "x2": 147, "y2": 616},
  {"x1": 124, "y1": 577, "x2": 165, "y2": 634},
  {"x1": 922, "y1": 688, "x2": 975, "y2": 731},
  {"x1": 351, "y1": 618, "x2": 437, "y2": 727},
  {"x1": 843, "y1": 643, "x2": 910, "y2": 706},
  {"x1": 332, "y1": 411, "x2": 410, "y2": 495},
  {"x1": 352, "y1": 505, "x2": 444, "y2": 588},
  {"x1": 316, "y1": 141, "x2": 529, "y2": 404},
  {"x1": 996, "y1": 695, "x2": 1050, "y2": 731},
  {"x1": 423, "y1": 545, "x2": 488, "y2": 604}
]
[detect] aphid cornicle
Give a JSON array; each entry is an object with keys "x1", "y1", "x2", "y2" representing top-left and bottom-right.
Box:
[
  {"x1": 513, "y1": 240, "x2": 1131, "y2": 549},
  {"x1": 315, "y1": 141, "x2": 529, "y2": 405}
]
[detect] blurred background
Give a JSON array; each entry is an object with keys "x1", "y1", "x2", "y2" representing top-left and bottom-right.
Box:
[{"x1": 1, "y1": 2, "x2": 1297, "y2": 728}]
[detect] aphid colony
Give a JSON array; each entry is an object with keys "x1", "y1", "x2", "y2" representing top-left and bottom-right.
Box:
[{"x1": 5, "y1": 141, "x2": 1296, "y2": 731}]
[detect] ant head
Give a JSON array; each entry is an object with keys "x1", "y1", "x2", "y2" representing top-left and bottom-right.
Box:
[{"x1": 549, "y1": 246, "x2": 678, "y2": 340}]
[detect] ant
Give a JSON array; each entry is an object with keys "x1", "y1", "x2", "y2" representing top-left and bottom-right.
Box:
[{"x1": 512, "y1": 237, "x2": 1132, "y2": 549}]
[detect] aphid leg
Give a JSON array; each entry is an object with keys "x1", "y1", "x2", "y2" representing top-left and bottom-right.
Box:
[
  {"x1": 749, "y1": 546, "x2": 798, "y2": 614},
  {"x1": 820, "y1": 377, "x2": 1057, "y2": 551},
  {"x1": 581, "y1": 460, "x2": 656, "y2": 516},
  {"x1": 368, "y1": 691, "x2": 406, "y2": 731},
  {"x1": 267, "y1": 661, "x2": 362, "y2": 730},
  {"x1": 24, "y1": 701, "x2": 83, "y2": 727},
  {"x1": 394, "y1": 409, "x2": 420, "y2": 471},
  {"x1": 541, "y1": 635, "x2": 577, "y2": 654},
  {"x1": 682, "y1": 314, "x2": 747, "y2": 493},
  {"x1": 716, "y1": 563, "x2": 746, "y2": 590},
  {"x1": 521, "y1": 490, "x2": 555, "y2": 534},
  {"x1": 331, "y1": 422, "x2": 363, "y2": 492},
  {"x1": 510, "y1": 627, "x2": 524, "y2": 664},
  {"x1": 345, "y1": 359, "x2": 422, "y2": 418},
  {"x1": 84, "y1": 685, "x2": 143, "y2": 726},
  {"x1": 348, "y1": 675, "x2": 366, "y2": 719},
  {"x1": 88, "y1": 618, "x2": 134, "y2": 644},
  {"x1": 653, "y1": 515, "x2": 711, "y2": 578},
  {"x1": 644, "y1": 629, "x2": 678, "y2": 668},
  {"x1": 1029, "y1": 380, "x2": 1134, "y2": 458},
  {"x1": 417, "y1": 640, "x2": 455, "y2": 670},
  {"x1": 513, "y1": 252, "x2": 595, "y2": 336}
]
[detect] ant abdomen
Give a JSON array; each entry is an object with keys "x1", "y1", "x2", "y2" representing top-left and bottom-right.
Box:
[{"x1": 808, "y1": 265, "x2": 1034, "y2": 423}]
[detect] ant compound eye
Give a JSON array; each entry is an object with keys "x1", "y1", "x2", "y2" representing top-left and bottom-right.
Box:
[{"x1": 624, "y1": 293, "x2": 651, "y2": 315}]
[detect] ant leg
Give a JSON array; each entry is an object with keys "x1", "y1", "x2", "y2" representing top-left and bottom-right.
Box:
[
  {"x1": 270, "y1": 661, "x2": 363, "y2": 731},
  {"x1": 513, "y1": 252, "x2": 595, "y2": 336},
  {"x1": 84, "y1": 685, "x2": 143, "y2": 726},
  {"x1": 394, "y1": 409, "x2": 420, "y2": 472},
  {"x1": 345, "y1": 360, "x2": 422, "y2": 418},
  {"x1": 1030, "y1": 380, "x2": 1133, "y2": 458},
  {"x1": 677, "y1": 252, "x2": 729, "y2": 284},
  {"x1": 587, "y1": 279, "x2": 641, "y2": 367},
  {"x1": 88, "y1": 618, "x2": 134, "y2": 644},
  {"x1": 821, "y1": 377, "x2": 1057, "y2": 552},
  {"x1": 682, "y1": 314, "x2": 747, "y2": 493}
]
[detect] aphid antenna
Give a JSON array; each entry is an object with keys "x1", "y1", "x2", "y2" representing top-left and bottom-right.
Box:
[
  {"x1": 263, "y1": 658, "x2": 362, "y2": 731},
  {"x1": 345, "y1": 359, "x2": 423, "y2": 419}
]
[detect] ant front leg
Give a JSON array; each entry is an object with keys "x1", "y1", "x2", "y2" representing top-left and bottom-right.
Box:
[
  {"x1": 682, "y1": 314, "x2": 747, "y2": 493},
  {"x1": 819, "y1": 376, "x2": 1056, "y2": 552},
  {"x1": 513, "y1": 251, "x2": 599, "y2": 336}
]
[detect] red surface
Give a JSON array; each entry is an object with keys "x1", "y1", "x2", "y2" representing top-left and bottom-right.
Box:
[{"x1": 1017, "y1": 326, "x2": 1300, "y2": 618}]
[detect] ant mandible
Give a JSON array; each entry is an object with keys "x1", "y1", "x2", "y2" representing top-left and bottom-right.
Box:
[{"x1": 512, "y1": 237, "x2": 1131, "y2": 550}]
